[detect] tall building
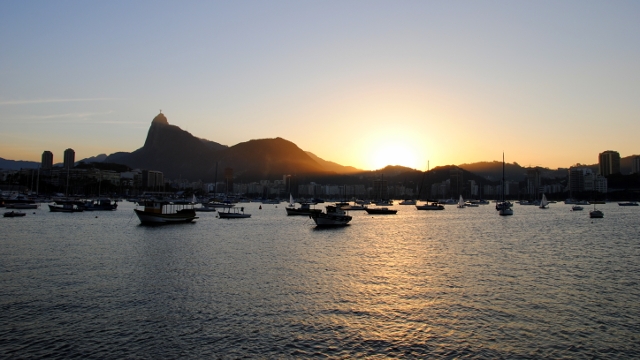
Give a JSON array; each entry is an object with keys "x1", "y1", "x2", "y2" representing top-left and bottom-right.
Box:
[
  {"x1": 598, "y1": 150, "x2": 620, "y2": 176},
  {"x1": 372, "y1": 179, "x2": 388, "y2": 200},
  {"x1": 63, "y1": 148, "x2": 75, "y2": 170},
  {"x1": 631, "y1": 156, "x2": 640, "y2": 174},
  {"x1": 41, "y1": 151, "x2": 53, "y2": 169}
]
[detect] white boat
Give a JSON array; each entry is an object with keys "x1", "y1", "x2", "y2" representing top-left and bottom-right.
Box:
[
  {"x1": 457, "y1": 195, "x2": 465, "y2": 208},
  {"x1": 49, "y1": 203, "x2": 83, "y2": 212},
  {"x1": 571, "y1": 205, "x2": 584, "y2": 211},
  {"x1": 498, "y1": 153, "x2": 513, "y2": 216},
  {"x1": 539, "y1": 194, "x2": 549, "y2": 209},
  {"x1": 218, "y1": 206, "x2": 251, "y2": 219},
  {"x1": 465, "y1": 202, "x2": 479, "y2": 207},
  {"x1": 399, "y1": 199, "x2": 416, "y2": 205},
  {"x1": 309, "y1": 204, "x2": 352, "y2": 226},
  {"x1": 134, "y1": 200, "x2": 198, "y2": 224}
]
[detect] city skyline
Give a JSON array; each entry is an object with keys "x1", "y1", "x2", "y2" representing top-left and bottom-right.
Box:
[{"x1": 1, "y1": 1, "x2": 639, "y2": 170}]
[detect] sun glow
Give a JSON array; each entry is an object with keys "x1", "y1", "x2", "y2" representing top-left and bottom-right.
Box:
[{"x1": 368, "y1": 141, "x2": 422, "y2": 170}]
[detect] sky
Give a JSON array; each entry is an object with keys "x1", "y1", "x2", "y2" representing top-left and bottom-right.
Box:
[{"x1": 1, "y1": 1, "x2": 639, "y2": 171}]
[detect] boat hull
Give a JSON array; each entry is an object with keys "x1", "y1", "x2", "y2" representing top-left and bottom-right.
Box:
[
  {"x1": 365, "y1": 208, "x2": 397, "y2": 214},
  {"x1": 134, "y1": 209, "x2": 198, "y2": 224},
  {"x1": 310, "y1": 213, "x2": 352, "y2": 226},
  {"x1": 285, "y1": 207, "x2": 321, "y2": 216},
  {"x1": 49, "y1": 204, "x2": 83, "y2": 212},
  {"x1": 218, "y1": 213, "x2": 251, "y2": 218}
]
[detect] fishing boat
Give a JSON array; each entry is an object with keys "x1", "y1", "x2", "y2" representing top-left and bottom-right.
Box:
[
  {"x1": 539, "y1": 194, "x2": 549, "y2": 209},
  {"x1": 134, "y1": 200, "x2": 198, "y2": 224},
  {"x1": 498, "y1": 153, "x2": 513, "y2": 216},
  {"x1": 4, "y1": 211, "x2": 26, "y2": 217},
  {"x1": 365, "y1": 207, "x2": 397, "y2": 215},
  {"x1": 286, "y1": 202, "x2": 321, "y2": 216},
  {"x1": 309, "y1": 204, "x2": 352, "y2": 226},
  {"x1": 218, "y1": 206, "x2": 251, "y2": 219}
]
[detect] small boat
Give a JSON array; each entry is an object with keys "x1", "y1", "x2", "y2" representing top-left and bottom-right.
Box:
[
  {"x1": 571, "y1": 205, "x2": 584, "y2": 211},
  {"x1": 49, "y1": 203, "x2": 84, "y2": 212},
  {"x1": 194, "y1": 206, "x2": 217, "y2": 212},
  {"x1": 618, "y1": 202, "x2": 639, "y2": 206},
  {"x1": 539, "y1": 194, "x2": 549, "y2": 209},
  {"x1": 416, "y1": 201, "x2": 445, "y2": 210},
  {"x1": 457, "y1": 195, "x2": 465, "y2": 208},
  {"x1": 310, "y1": 204, "x2": 352, "y2": 226},
  {"x1": 465, "y1": 202, "x2": 479, "y2": 207},
  {"x1": 498, "y1": 153, "x2": 513, "y2": 216},
  {"x1": 4, "y1": 211, "x2": 26, "y2": 217},
  {"x1": 134, "y1": 200, "x2": 198, "y2": 224},
  {"x1": 286, "y1": 202, "x2": 322, "y2": 216},
  {"x1": 218, "y1": 206, "x2": 251, "y2": 219},
  {"x1": 365, "y1": 207, "x2": 397, "y2": 215},
  {"x1": 374, "y1": 200, "x2": 394, "y2": 206},
  {"x1": 589, "y1": 204, "x2": 604, "y2": 218},
  {"x1": 82, "y1": 198, "x2": 118, "y2": 211},
  {"x1": 398, "y1": 199, "x2": 416, "y2": 205},
  {"x1": 340, "y1": 202, "x2": 368, "y2": 211}
]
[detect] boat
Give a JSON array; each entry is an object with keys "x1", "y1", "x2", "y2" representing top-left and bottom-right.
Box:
[
  {"x1": 286, "y1": 200, "x2": 322, "y2": 216},
  {"x1": 618, "y1": 202, "x2": 639, "y2": 206},
  {"x1": 539, "y1": 194, "x2": 549, "y2": 209},
  {"x1": 82, "y1": 198, "x2": 118, "y2": 211},
  {"x1": 218, "y1": 206, "x2": 251, "y2": 219},
  {"x1": 465, "y1": 202, "x2": 479, "y2": 207},
  {"x1": 195, "y1": 205, "x2": 217, "y2": 212},
  {"x1": 4, "y1": 211, "x2": 26, "y2": 217},
  {"x1": 340, "y1": 202, "x2": 368, "y2": 211},
  {"x1": 457, "y1": 195, "x2": 465, "y2": 208},
  {"x1": 398, "y1": 199, "x2": 416, "y2": 205},
  {"x1": 49, "y1": 203, "x2": 84, "y2": 212},
  {"x1": 498, "y1": 153, "x2": 513, "y2": 216},
  {"x1": 134, "y1": 200, "x2": 198, "y2": 224},
  {"x1": 365, "y1": 207, "x2": 397, "y2": 215},
  {"x1": 571, "y1": 205, "x2": 584, "y2": 211},
  {"x1": 309, "y1": 204, "x2": 352, "y2": 226},
  {"x1": 589, "y1": 204, "x2": 604, "y2": 218},
  {"x1": 373, "y1": 200, "x2": 394, "y2": 206},
  {"x1": 416, "y1": 201, "x2": 445, "y2": 210}
]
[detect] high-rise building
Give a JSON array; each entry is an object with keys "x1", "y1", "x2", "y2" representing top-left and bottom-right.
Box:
[
  {"x1": 598, "y1": 150, "x2": 620, "y2": 176},
  {"x1": 631, "y1": 156, "x2": 640, "y2": 174},
  {"x1": 63, "y1": 148, "x2": 75, "y2": 170},
  {"x1": 41, "y1": 151, "x2": 53, "y2": 169}
]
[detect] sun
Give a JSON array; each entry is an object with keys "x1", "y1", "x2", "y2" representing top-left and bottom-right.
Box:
[{"x1": 368, "y1": 142, "x2": 421, "y2": 170}]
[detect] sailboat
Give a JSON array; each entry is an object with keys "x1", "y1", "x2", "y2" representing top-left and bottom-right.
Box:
[
  {"x1": 457, "y1": 195, "x2": 465, "y2": 208},
  {"x1": 539, "y1": 193, "x2": 549, "y2": 209},
  {"x1": 498, "y1": 153, "x2": 513, "y2": 216},
  {"x1": 589, "y1": 203, "x2": 604, "y2": 218}
]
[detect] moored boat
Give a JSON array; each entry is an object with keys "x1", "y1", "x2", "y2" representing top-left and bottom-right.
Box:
[
  {"x1": 416, "y1": 201, "x2": 445, "y2": 210},
  {"x1": 310, "y1": 204, "x2": 352, "y2": 226},
  {"x1": 218, "y1": 206, "x2": 251, "y2": 219},
  {"x1": 4, "y1": 211, "x2": 26, "y2": 217},
  {"x1": 286, "y1": 202, "x2": 321, "y2": 216},
  {"x1": 134, "y1": 200, "x2": 198, "y2": 224},
  {"x1": 365, "y1": 207, "x2": 397, "y2": 214},
  {"x1": 82, "y1": 198, "x2": 118, "y2": 211},
  {"x1": 618, "y1": 202, "x2": 639, "y2": 206},
  {"x1": 49, "y1": 203, "x2": 84, "y2": 212}
]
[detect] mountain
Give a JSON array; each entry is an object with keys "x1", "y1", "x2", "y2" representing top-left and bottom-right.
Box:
[
  {"x1": 0, "y1": 157, "x2": 39, "y2": 170},
  {"x1": 79, "y1": 154, "x2": 108, "y2": 164},
  {"x1": 305, "y1": 152, "x2": 361, "y2": 174},
  {"x1": 104, "y1": 113, "x2": 332, "y2": 181}
]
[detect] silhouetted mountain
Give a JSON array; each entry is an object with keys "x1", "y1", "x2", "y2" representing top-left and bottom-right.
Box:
[
  {"x1": 104, "y1": 113, "x2": 331, "y2": 181},
  {"x1": 305, "y1": 152, "x2": 361, "y2": 174},
  {"x1": 0, "y1": 157, "x2": 39, "y2": 170},
  {"x1": 218, "y1": 138, "x2": 330, "y2": 180},
  {"x1": 79, "y1": 154, "x2": 108, "y2": 163}
]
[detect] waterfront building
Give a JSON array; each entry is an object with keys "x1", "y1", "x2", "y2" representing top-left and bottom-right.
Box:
[
  {"x1": 631, "y1": 156, "x2": 640, "y2": 174},
  {"x1": 598, "y1": 150, "x2": 620, "y2": 176},
  {"x1": 63, "y1": 148, "x2": 75, "y2": 170},
  {"x1": 41, "y1": 151, "x2": 53, "y2": 169}
]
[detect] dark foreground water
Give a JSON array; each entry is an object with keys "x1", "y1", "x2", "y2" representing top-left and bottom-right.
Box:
[{"x1": 1, "y1": 201, "x2": 639, "y2": 358}]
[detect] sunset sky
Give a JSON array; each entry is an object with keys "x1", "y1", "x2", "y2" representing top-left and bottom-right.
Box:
[{"x1": 1, "y1": 1, "x2": 639, "y2": 171}]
